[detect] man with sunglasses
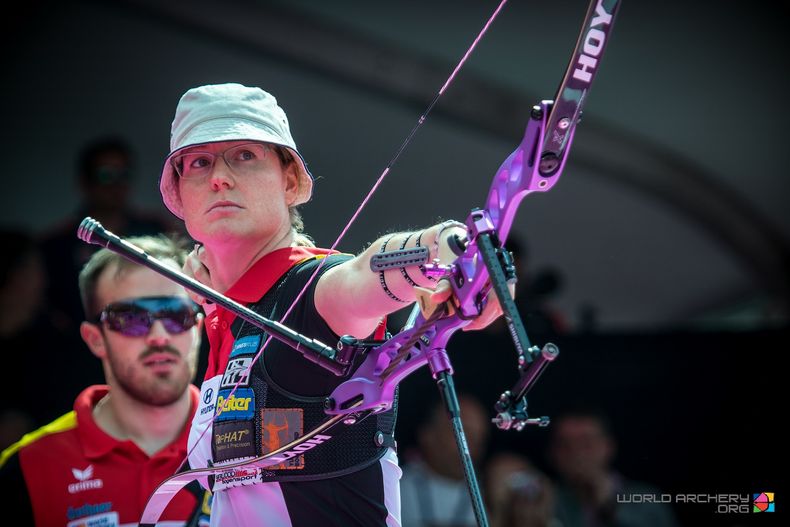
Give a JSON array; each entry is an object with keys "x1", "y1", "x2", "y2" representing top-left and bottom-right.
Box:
[
  {"x1": 159, "y1": 83, "x2": 508, "y2": 527},
  {"x1": 0, "y1": 235, "x2": 210, "y2": 526},
  {"x1": 40, "y1": 136, "x2": 178, "y2": 331}
]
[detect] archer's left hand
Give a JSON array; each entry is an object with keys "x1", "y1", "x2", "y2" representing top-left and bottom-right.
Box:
[{"x1": 428, "y1": 278, "x2": 515, "y2": 331}]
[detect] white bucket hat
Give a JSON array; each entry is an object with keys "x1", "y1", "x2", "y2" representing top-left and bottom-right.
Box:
[{"x1": 159, "y1": 83, "x2": 313, "y2": 219}]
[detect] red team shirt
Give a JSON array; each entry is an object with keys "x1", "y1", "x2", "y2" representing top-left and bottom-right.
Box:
[{"x1": 1, "y1": 385, "x2": 207, "y2": 526}]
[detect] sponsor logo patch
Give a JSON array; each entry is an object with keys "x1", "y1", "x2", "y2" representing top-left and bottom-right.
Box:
[
  {"x1": 66, "y1": 511, "x2": 119, "y2": 527},
  {"x1": 199, "y1": 381, "x2": 219, "y2": 417},
  {"x1": 66, "y1": 502, "x2": 113, "y2": 521},
  {"x1": 213, "y1": 421, "x2": 256, "y2": 461},
  {"x1": 229, "y1": 334, "x2": 261, "y2": 358},
  {"x1": 213, "y1": 466, "x2": 262, "y2": 491},
  {"x1": 68, "y1": 465, "x2": 104, "y2": 494},
  {"x1": 260, "y1": 408, "x2": 304, "y2": 470},
  {"x1": 215, "y1": 388, "x2": 255, "y2": 421},
  {"x1": 221, "y1": 357, "x2": 253, "y2": 388}
]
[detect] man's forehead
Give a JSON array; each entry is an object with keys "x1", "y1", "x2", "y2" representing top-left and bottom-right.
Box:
[{"x1": 95, "y1": 260, "x2": 185, "y2": 304}]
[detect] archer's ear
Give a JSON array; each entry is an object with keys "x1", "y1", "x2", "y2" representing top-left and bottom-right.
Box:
[
  {"x1": 283, "y1": 161, "x2": 300, "y2": 206},
  {"x1": 80, "y1": 321, "x2": 107, "y2": 359}
]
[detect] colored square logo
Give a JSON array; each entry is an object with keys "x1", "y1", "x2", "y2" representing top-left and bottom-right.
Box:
[
  {"x1": 260, "y1": 408, "x2": 304, "y2": 470},
  {"x1": 753, "y1": 492, "x2": 774, "y2": 513}
]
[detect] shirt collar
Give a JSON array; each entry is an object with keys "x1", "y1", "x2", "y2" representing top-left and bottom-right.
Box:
[
  {"x1": 223, "y1": 246, "x2": 337, "y2": 303},
  {"x1": 78, "y1": 384, "x2": 200, "y2": 460}
]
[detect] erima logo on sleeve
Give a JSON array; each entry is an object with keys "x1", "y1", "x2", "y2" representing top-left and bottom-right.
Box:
[
  {"x1": 72, "y1": 465, "x2": 93, "y2": 481},
  {"x1": 68, "y1": 465, "x2": 104, "y2": 494}
]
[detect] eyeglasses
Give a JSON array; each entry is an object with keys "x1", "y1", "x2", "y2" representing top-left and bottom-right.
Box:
[
  {"x1": 171, "y1": 142, "x2": 273, "y2": 179},
  {"x1": 96, "y1": 296, "x2": 200, "y2": 337}
]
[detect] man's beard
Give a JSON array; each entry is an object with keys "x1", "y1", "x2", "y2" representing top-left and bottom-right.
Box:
[{"x1": 105, "y1": 342, "x2": 192, "y2": 407}]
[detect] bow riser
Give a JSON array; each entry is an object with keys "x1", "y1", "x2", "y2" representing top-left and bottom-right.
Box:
[
  {"x1": 486, "y1": 100, "x2": 574, "y2": 242},
  {"x1": 327, "y1": 312, "x2": 469, "y2": 415}
]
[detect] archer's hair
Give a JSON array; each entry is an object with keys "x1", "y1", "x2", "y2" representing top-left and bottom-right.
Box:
[{"x1": 275, "y1": 146, "x2": 314, "y2": 248}]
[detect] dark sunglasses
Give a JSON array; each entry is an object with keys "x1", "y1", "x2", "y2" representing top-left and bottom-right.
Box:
[{"x1": 96, "y1": 296, "x2": 200, "y2": 337}]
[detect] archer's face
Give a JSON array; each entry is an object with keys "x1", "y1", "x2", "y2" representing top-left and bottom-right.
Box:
[{"x1": 176, "y1": 141, "x2": 300, "y2": 248}]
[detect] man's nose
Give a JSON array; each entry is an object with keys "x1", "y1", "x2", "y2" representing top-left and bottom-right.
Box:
[{"x1": 145, "y1": 320, "x2": 171, "y2": 346}]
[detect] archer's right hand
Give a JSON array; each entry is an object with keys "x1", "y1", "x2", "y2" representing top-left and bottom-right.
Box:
[{"x1": 183, "y1": 243, "x2": 216, "y2": 315}]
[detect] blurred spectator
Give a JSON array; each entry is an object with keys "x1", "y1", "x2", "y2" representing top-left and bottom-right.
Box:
[
  {"x1": 548, "y1": 407, "x2": 679, "y2": 527},
  {"x1": 0, "y1": 228, "x2": 84, "y2": 442},
  {"x1": 0, "y1": 229, "x2": 45, "y2": 340},
  {"x1": 510, "y1": 236, "x2": 568, "y2": 337},
  {"x1": 40, "y1": 136, "x2": 180, "y2": 331},
  {"x1": 485, "y1": 451, "x2": 559, "y2": 527},
  {"x1": 484, "y1": 236, "x2": 568, "y2": 339},
  {"x1": 400, "y1": 393, "x2": 491, "y2": 527}
]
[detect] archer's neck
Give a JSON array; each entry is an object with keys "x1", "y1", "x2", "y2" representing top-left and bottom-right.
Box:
[{"x1": 203, "y1": 227, "x2": 295, "y2": 293}]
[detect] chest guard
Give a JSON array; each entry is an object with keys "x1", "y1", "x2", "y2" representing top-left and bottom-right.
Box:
[{"x1": 210, "y1": 258, "x2": 397, "y2": 484}]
